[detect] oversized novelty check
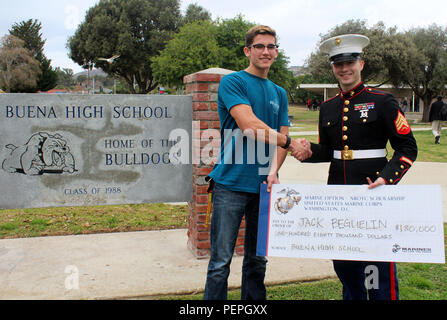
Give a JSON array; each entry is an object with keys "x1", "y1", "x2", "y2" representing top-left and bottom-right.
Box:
[{"x1": 257, "y1": 184, "x2": 445, "y2": 263}]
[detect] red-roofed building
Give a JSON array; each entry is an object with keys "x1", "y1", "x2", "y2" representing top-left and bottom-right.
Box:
[{"x1": 39, "y1": 89, "x2": 71, "y2": 94}]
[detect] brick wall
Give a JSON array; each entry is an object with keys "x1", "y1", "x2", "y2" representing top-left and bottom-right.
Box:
[{"x1": 184, "y1": 68, "x2": 246, "y2": 259}]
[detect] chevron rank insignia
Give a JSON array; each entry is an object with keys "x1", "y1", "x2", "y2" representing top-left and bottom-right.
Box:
[{"x1": 395, "y1": 111, "x2": 411, "y2": 135}]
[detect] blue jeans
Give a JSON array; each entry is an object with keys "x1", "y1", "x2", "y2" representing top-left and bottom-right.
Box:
[{"x1": 204, "y1": 183, "x2": 267, "y2": 300}]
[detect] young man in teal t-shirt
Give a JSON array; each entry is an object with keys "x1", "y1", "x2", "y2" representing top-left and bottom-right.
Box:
[{"x1": 204, "y1": 25, "x2": 311, "y2": 300}]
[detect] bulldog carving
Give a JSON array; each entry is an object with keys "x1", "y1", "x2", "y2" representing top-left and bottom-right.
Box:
[{"x1": 2, "y1": 132, "x2": 76, "y2": 175}]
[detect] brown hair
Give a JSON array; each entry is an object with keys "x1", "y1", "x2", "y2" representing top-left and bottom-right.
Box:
[{"x1": 245, "y1": 25, "x2": 277, "y2": 47}]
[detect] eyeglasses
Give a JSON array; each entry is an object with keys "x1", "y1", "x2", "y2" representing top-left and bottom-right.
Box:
[{"x1": 248, "y1": 43, "x2": 279, "y2": 52}]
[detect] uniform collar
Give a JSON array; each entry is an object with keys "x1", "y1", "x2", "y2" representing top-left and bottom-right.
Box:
[{"x1": 339, "y1": 82, "x2": 365, "y2": 101}]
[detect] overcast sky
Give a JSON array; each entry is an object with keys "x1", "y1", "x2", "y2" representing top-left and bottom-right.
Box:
[{"x1": 1, "y1": 0, "x2": 446, "y2": 73}]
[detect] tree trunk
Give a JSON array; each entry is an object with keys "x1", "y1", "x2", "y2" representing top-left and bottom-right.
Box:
[{"x1": 123, "y1": 77, "x2": 136, "y2": 94}]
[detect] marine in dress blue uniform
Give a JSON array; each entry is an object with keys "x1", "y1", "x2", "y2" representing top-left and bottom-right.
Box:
[{"x1": 304, "y1": 34, "x2": 418, "y2": 300}]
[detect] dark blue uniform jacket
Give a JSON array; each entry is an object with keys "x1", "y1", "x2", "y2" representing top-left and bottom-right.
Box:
[{"x1": 305, "y1": 82, "x2": 418, "y2": 185}]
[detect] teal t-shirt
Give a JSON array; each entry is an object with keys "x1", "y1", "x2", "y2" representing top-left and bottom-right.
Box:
[{"x1": 208, "y1": 70, "x2": 289, "y2": 194}]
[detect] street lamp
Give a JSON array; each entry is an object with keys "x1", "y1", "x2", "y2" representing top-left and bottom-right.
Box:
[{"x1": 84, "y1": 60, "x2": 93, "y2": 94}]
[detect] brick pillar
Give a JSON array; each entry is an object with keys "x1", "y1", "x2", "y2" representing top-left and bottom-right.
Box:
[{"x1": 184, "y1": 68, "x2": 246, "y2": 259}]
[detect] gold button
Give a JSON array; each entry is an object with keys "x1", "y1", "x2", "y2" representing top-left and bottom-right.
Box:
[
  {"x1": 344, "y1": 146, "x2": 349, "y2": 151},
  {"x1": 350, "y1": 91, "x2": 355, "y2": 96},
  {"x1": 389, "y1": 179, "x2": 394, "y2": 183},
  {"x1": 343, "y1": 116, "x2": 348, "y2": 121},
  {"x1": 401, "y1": 165, "x2": 405, "y2": 169},
  {"x1": 343, "y1": 135, "x2": 348, "y2": 141},
  {"x1": 363, "y1": 119, "x2": 367, "y2": 123},
  {"x1": 396, "y1": 172, "x2": 400, "y2": 176},
  {"x1": 344, "y1": 100, "x2": 350, "y2": 105},
  {"x1": 343, "y1": 126, "x2": 348, "y2": 131},
  {"x1": 327, "y1": 122, "x2": 331, "y2": 126},
  {"x1": 344, "y1": 108, "x2": 349, "y2": 113},
  {"x1": 376, "y1": 172, "x2": 380, "y2": 175}
]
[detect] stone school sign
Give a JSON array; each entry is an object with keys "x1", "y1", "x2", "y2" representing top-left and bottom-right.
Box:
[{"x1": 0, "y1": 94, "x2": 192, "y2": 209}]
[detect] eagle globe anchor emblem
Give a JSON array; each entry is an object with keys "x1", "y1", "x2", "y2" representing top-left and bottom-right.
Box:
[{"x1": 274, "y1": 188, "x2": 302, "y2": 215}]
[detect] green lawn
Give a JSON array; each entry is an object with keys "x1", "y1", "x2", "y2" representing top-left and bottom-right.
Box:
[
  {"x1": 411, "y1": 130, "x2": 447, "y2": 162},
  {"x1": 0, "y1": 203, "x2": 187, "y2": 239}
]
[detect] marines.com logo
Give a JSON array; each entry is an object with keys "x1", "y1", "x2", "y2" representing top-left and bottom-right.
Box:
[
  {"x1": 274, "y1": 187, "x2": 302, "y2": 215},
  {"x1": 392, "y1": 244, "x2": 432, "y2": 254}
]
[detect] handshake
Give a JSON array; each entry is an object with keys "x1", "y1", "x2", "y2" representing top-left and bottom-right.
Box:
[{"x1": 287, "y1": 138, "x2": 312, "y2": 161}]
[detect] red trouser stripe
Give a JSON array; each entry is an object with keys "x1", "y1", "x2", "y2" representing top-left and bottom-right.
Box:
[{"x1": 390, "y1": 263, "x2": 397, "y2": 300}]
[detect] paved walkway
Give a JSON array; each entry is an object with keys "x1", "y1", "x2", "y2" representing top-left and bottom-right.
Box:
[
  {"x1": 0, "y1": 160, "x2": 445, "y2": 300},
  {"x1": 0, "y1": 229, "x2": 335, "y2": 300}
]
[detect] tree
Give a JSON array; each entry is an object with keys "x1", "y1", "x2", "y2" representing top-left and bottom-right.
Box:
[
  {"x1": 76, "y1": 74, "x2": 87, "y2": 85},
  {"x1": 215, "y1": 15, "x2": 254, "y2": 72},
  {"x1": 183, "y1": 3, "x2": 212, "y2": 25},
  {"x1": 153, "y1": 15, "x2": 293, "y2": 91},
  {"x1": 152, "y1": 20, "x2": 221, "y2": 87},
  {"x1": 55, "y1": 67, "x2": 76, "y2": 87},
  {"x1": 38, "y1": 57, "x2": 59, "y2": 91},
  {"x1": 269, "y1": 51, "x2": 294, "y2": 94},
  {"x1": 0, "y1": 35, "x2": 40, "y2": 92},
  {"x1": 9, "y1": 19, "x2": 45, "y2": 60},
  {"x1": 387, "y1": 25, "x2": 447, "y2": 121},
  {"x1": 67, "y1": 0, "x2": 182, "y2": 94},
  {"x1": 9, "y1": 19, "x2": 58, "y2": 92}
]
